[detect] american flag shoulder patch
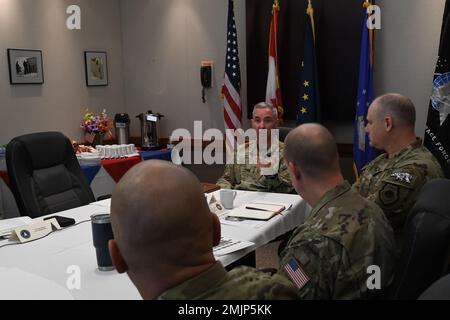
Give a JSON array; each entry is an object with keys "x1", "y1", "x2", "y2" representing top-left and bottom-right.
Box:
[{"x1": 284, "y1": 258, "x2": 310, "y2": 290}]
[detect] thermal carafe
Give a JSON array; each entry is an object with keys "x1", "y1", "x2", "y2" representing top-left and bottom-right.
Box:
[{"x1": 114, "y1": 113, "x2": 130, "y2": 145}]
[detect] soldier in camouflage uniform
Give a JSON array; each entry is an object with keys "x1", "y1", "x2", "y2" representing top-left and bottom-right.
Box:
[
  {"x1": 109, "y1": 160, "x2": 298, "y2": 300},
  {"x1": 217, "y1": 102, "x2": 294, "y2": 194},
  {"x1": 278, "y1": 124, "x2": 397, "y2": 299},
  {"x1": 353, "y1": 94, "x2": 444, "y2": 246},
  {"x1": 158, "y1": 264, "x2": 298, "y2": 300}
]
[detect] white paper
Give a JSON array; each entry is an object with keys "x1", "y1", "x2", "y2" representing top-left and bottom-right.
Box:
[{"x1": 213, "y1": 237, "x2": 254, "y2": 256}]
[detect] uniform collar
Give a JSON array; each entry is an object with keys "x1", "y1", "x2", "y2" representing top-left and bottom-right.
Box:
[
  {"x1": 390, "y1": 138, "x2": 422, "y2": 159},
  {"x1": 157, "y1": 262, "x2": 227, "y2": 300},
  {"x1": 308, "y1": 181, "x2": 351, "y2": 220}
]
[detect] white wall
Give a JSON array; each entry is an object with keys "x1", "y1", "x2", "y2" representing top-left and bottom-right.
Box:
[
  {"x1": 120, "y1": 0, "x2": 247, "y2": 139},
  {"x1": 0, "y1": 0, "x2": 125, "y2": 145},
  {"x1": 375, "y1": 0, "x2": 446, "y2": 138},
  {"x1": 120, "y1": 0, "x2": 446, "y2": 144}
]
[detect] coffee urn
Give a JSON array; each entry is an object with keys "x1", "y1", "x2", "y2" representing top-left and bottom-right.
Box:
[{"x1": 136, "y1": 110, "x2": 164, "y2": 150}]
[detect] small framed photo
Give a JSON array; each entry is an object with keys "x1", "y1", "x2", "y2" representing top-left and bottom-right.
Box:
[
  {"x1": 84, "y1": 51, "x2": 108, "y2": 86},
  {"x1": 7, "y1": 49, "x2": 44, "y2": 84}
]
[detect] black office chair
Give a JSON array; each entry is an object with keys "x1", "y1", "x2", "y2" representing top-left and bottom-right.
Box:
[
  {"x1": 418, "y1": 273, "x2": 450, "y2": 300},
  {"x1": 278, "y1": 127, "x2": 293, "y2": 143},
  {"x1": 6, "y1": 132, "x2": 95, "y2": 218},
  {"x1": 386, "y1": 178, "x2": 450, "y2": 299}
]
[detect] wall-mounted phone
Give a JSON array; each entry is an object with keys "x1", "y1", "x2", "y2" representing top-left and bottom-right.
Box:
[
  {"x1": 201, "y1": 61, "x2": 214, "y2": 103},
  {"x1": 201, "y1": 66, "x2": 212, "y2": 88}
]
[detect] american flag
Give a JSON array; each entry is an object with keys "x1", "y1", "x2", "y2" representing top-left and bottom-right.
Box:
[
  {"x1": 222, "y1": 0, "x2": 242, "y2": 149},
  {"x1": 284, "y1": 258, "x2": 310, "y2": 290}
]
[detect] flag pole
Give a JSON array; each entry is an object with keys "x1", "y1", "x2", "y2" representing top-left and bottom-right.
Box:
[
  {"x1": 363, "y1": 0, "x2": 374, "y2": 67},
  {"x1": 307, "y1": 0, "x2": 316, "y2": 44}
]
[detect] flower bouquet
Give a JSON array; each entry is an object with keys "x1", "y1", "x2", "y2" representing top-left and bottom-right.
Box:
[{"x1": 80, "y1": 109, "x2": 113, "y2": 146}]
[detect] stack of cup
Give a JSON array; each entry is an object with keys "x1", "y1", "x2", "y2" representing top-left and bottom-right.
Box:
[
  {"x1": 96, "y1": 144, "x2": 136, "y2": 159},
  {"x1": 127, "y1": 144, "x2": 136, "y2": 155}
]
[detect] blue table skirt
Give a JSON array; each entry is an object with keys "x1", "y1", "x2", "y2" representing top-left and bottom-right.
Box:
[
  {"x1": 139, "y1": 149, "x2": 172, "y2": 161},
  {"x1": 81, "y1": 165, "x2": 101, "y2": 184}
]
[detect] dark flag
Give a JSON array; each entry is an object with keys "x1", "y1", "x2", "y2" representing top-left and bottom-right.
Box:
[
  {"x1": 424, "y1": 0, "x2": 450, "y2": 178},
  {"x1": 353, "y1": 1, "x2": 377, "y2": 178},
  {"x1": 297, "y1": 0, "x2": 321, "y2": 125}
]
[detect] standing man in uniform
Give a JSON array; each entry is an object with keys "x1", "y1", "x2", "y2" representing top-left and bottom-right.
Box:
[
  {"x1": 217, "y1": 102, "x2": 294, "y2": 194},
  {"x1": 108, "y1": 160, "x2": 299, "y2": 300},
  {"x1": 353, "y1": 93, "x2": 444, "y2": 246},
  {"x1": 278, "y1": 124, "x2": 397, "y2": 299}
]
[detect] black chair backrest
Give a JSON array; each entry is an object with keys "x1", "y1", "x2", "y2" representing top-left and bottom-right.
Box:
[
  {"x1": 388, "y1": 178, "x2": 450, "y2": 299},
  {"x1": 278, "y1": 127, "x2": 292, "y2": 143},
  {"x1": 418, "y1": 273, "x2": 450, "y2": 300},
  {"x1": 6, "y1": 132, "x2": 95, "y2": 218}
]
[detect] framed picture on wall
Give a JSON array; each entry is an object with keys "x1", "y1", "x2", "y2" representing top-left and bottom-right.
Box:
[
  {"x1": 7, "y1": 49, "x2": 44, "y2": 84},
  {"x1": 84, "y1": 51, "x2": 108, "y2": 86}
]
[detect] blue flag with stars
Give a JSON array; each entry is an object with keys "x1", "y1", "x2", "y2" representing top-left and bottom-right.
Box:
[
  {"x1": 297, "y1": 2, "x2": 321, "y2": 125},
  {"x1": 353, "y1": 2, "x2": 377, "y2": 178}
]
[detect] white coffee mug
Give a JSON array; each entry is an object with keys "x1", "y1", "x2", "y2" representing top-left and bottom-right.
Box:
[{"x1": 220, "y1": 189, "x2": 237, "y2": 209}]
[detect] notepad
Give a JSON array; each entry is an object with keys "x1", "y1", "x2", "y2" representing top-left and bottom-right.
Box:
[{"x1": 227, "y1": 202, "x2": 286, "y2": 221}]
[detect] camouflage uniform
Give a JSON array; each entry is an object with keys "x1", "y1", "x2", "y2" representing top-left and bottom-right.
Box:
[
  {"x1": 353, "y1": 139, "x2": 444, "y2": 245},
  {"x1": 278, "y1": 181, "x2": 397, "y2": 300},
  {"x1": 216, "y1": 141, "x2": 294, "y2": 194},
  {"x1": 158, "y1": 262, "x2": 299, "y2": 300}
]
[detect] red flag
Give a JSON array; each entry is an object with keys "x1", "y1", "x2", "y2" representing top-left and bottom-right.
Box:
[{"x1": 265, "y1": 0, "x2": 284, "y2": 123}]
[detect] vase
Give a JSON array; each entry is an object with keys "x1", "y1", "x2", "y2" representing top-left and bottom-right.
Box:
[{"x1": 93, "y1": 133, "x2": 105, "y2": 147}]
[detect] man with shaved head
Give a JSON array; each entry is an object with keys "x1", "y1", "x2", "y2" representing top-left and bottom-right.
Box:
[
  {"x1": 278, "y1": 124, "x2": 397, "y2": 299},
  {"x1": 353, "y1": 93, "x2": 443, "y2": 247},
  {"x1": 108, "y1": 160, "x2": 299, "y2": 300}
]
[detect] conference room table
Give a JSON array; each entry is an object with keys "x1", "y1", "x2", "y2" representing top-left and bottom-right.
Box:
[{"x1": 0, "y1": 190, "x2": 309, "y2": 300}]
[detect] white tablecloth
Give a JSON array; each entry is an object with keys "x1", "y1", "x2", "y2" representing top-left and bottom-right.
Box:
[{"x1": 0, "y1": 191, "x2": 309, "y2": 300}]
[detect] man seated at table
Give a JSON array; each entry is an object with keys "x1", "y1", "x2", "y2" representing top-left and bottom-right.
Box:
[
  {"x1": 108, "y1": 160, "x2": 299, "y2": 300},
  {"x1": 216, "y1": 102, "x2": 294, "y2": 194},
  {"x1": 278, "y1": 124, "x2": 398, "y2": 299},
  {"x1": 353, "y1": 93, "x2": 444, "y2": 247}
]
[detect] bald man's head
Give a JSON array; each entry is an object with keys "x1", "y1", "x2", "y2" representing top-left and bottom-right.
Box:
[
  {"x1": 284, "y1": 124, "x2": 340, "y2": 179},
  {"x1": 372, "y1": 93, "x2": 416, "y2": 128},
  {"x1": 110, "y1": 160, "x2": 214, "y2": 272}
]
